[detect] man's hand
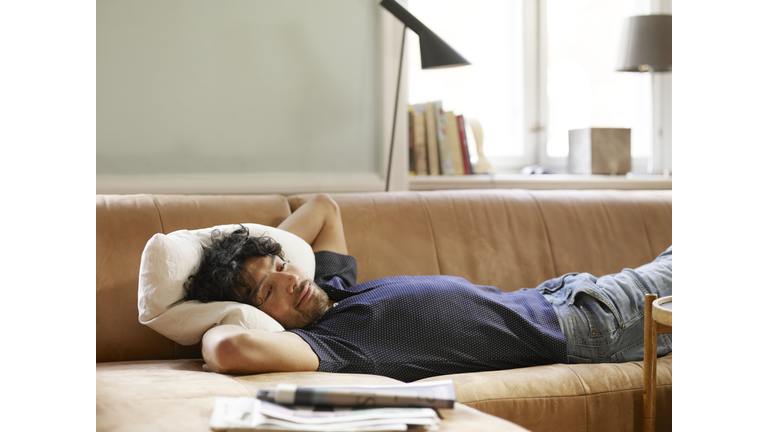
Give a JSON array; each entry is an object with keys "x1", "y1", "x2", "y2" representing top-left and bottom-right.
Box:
[
  {"x1": 202, "y1": 325, "x2": 319, "y2": 375},
  {"x1": 278, "y1": 193, "x2": 348, "y2": 255}
]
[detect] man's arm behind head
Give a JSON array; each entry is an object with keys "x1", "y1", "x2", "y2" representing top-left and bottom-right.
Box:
[
  {"x1": 279, "y1": 193, "x2": 348, "y2": 255},
  {"x1": 202, "y1": 325, "x2": 319, "y2": 375}
]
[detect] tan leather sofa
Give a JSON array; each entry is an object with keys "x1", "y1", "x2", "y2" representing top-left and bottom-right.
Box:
[{"x1": 96, "y1": 189, "x2": 672, "y2": 432}]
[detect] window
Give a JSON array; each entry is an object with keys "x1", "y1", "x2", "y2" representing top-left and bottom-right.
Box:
[
  {"x1": 406, "y1": 0, "x2": 526, "y2": 171},
  {"x1": 406, "y1": 0, "x2": 671, "y2": 174},
  {"x1": 543, "y1": 0, "x2": 661, "y2": 173}
]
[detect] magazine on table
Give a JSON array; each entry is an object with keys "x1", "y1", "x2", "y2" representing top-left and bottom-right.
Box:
[
  {"x1": 256, "y1": 380, "x2": 455, "y2": 409},
  {"x1": 209, "y1": 397, "x2": 441, "y2": 431}
]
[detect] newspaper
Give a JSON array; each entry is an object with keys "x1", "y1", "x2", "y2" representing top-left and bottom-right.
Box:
[
  {"x1": 257, "y1": 380, "x2": 455, "y2": 409},
  {"x1": 210, "y1": 397, "x2": 441, "y2": 431}
]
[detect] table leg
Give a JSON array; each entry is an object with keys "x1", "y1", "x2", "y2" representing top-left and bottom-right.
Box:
[{"x1": 643, "y1": 293, "x2": 658, "y2": 432}]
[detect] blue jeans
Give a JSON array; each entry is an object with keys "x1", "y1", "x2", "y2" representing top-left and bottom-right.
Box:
[{"x1": 535, "y1": 246, "x2": 672, "y2": 364}]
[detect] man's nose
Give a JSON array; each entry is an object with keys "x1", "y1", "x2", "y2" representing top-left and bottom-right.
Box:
[{"x1": 276, "y1": 272, "x2": 300, "y2": 293}]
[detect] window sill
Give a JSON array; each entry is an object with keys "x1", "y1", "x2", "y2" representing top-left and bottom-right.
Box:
[
  {"x1": 408, "y1": 173, "x2": 672, "y2": 191},
  {"x1": 96, "y1": 173, "x2": 385, "y2": 195}
]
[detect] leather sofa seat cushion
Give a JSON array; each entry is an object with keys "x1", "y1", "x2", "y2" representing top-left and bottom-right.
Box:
[{"x1": 418, "y1": 353, "x2": 672, "y2": 432}]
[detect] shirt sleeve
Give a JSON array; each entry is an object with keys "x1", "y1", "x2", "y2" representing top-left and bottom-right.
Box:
[{"x1": 313, "y1": 251, "x2": 358, "y2": 302}]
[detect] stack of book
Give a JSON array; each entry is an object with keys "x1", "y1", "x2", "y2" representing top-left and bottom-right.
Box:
[
  {"x1": 408, "y1": 101, "x2": 475, "y2": 177},
  {"x1": 210, "y1": 380, "x2": 455, "y2": 431}
]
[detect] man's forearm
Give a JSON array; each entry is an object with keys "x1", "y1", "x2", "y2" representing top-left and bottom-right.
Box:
[
  {"x1": 202, "y1": 325, "x2": 320, "y2": 375},
  {"x1": 278, "y1": 193, "x2": 348, "y2": 255}
]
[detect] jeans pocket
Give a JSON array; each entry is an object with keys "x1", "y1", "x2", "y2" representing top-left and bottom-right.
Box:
[{"x1": 572, "y1": 288, "x2": 622, "y2": 339}]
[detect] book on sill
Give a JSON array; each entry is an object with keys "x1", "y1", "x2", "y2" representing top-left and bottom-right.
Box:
[
  {"x1": 444, "y1": 112, "x2": 465, "y2": 175},
  {"x1": 209, "y1": 397, "x2": 441, "y2": 431},
  {"x1": 423, "y1": 102, "x2": 440, "y2": 175},
  {"x1": 409, "y1": 101, "x2": 478, "y2": 176},
  {"x1": 432, "y1": 101, "x2": 454, "y2": 175},
  {"x1": 410, "y1": 104, "x2": 429, "y2": 176}
]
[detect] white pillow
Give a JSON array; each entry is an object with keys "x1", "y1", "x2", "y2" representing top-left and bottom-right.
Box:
[{"x1": 138, "y1": 223, "x2": 315, "y2": 345}]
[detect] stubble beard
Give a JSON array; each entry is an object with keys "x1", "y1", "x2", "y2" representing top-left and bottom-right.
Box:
[{"x1": 282, "y1": 284, "x2": 330, "y2": 330}]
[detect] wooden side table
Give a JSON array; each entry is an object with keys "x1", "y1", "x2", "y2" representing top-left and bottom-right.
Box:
[{"x1": 643, "y1": 294, "x2": 672, "y2": 432}]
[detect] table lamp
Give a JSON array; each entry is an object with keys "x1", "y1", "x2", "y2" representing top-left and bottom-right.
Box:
[
  {"x1": 616, "y1": 14, "x2": 672, "y2": 174},
  {"x1": 380, "y1": 0, "x2": 471, "y2": 191}
]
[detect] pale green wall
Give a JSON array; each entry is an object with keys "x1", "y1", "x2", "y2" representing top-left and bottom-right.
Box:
[{"x1": 97, "y1": 0, "x2": 381, "y2": 175}]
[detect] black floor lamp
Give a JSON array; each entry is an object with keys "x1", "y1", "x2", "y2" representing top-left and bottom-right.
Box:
[{"x1": 379, "y1": 0, "x2": 470, "y2": 191}]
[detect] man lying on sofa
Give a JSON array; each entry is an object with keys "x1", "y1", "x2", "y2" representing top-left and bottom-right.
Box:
[{"x1": 187, "y1": 194, "x2": 672, "y2": 381}]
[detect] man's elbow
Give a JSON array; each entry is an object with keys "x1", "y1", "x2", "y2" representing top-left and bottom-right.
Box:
[
  {"x1": 202, "y1": 327, "x2": 248, "y2": 374},
  {"x1": 313, "y1": 193, "x2": 340, "y2": 215},
  {"x1": 202, "y1": 326, "x2": 314, "y2": 375}
]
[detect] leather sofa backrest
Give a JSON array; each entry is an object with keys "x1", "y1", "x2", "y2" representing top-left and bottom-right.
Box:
[{"x1": 289, "y1": 190, "x2": 672, "y2": 291}]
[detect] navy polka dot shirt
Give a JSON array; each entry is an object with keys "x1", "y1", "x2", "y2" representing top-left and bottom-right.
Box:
[{"x1": 289, "y1": 251, "x2": 567, "y2": 382}]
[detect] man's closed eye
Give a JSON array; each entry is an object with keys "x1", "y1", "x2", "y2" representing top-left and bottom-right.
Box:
[{"x1": 258, "y1": 262, "x2": 286, "y2": 306}]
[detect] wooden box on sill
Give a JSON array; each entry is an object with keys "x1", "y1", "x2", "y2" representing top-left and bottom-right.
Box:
[{"x1": 568, "y1": 128, "x2": 631, "y2": 175}]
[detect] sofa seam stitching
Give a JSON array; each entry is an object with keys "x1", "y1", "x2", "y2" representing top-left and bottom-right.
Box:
[
  {"x1": 149, "y1": 194, "x2": 175, "y2": 358},
  {"x1": 527, "y1": 191, "x2": 558, "y2": 277},
  {"x1": 150, "y1": 195, "x2": 165, "y2": 234},
  {"x1": 630, "y1": 193, "x2": 656, "y2": 260},
  {"x1": 416, "y1": 192, "x2": 442, "y2": 275},
  {"x1": 564, "y1": 364, "x2": 590, "y2": 427},
  {"x1": 463, "y1": 383, "x2": 673, "y2": 405},
  {"x1": 457, "y1": 384, "x2": 672, "y2": 412}
]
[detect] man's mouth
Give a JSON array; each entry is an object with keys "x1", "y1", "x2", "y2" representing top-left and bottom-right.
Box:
[{"x1": 296, "y1": 281, "x2": 312, "y2": 308}]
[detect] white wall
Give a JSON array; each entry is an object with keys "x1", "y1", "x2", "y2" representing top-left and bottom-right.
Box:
[{"x1": 97, "y1": 0, "x2": 382, "y2": 192}]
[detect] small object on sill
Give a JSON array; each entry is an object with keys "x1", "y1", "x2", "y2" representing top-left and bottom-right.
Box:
[
  {"x1": 466, "y1": 118, "x2": 495, "y2": 175},
  {"x1": 568, "y1": 128, "x2": 631, "y2": 175},
  {"x1": 521, "y1": 165, "x2": 554, "y2": 175}
]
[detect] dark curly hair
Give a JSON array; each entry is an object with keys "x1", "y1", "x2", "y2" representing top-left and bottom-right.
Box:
[{"x1": 184, "y1": 224, "x2": 284, "y2": 304}]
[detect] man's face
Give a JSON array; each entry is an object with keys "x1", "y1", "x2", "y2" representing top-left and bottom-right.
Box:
[{"x1": 242, "y1": 255, "x2": 329, "y2": 329}]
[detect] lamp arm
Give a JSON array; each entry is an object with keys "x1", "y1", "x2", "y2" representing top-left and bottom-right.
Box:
[
  {"x1": 385, "y1": 25, "x2": 407, "y2": 192},
  {"x1": 380, "y1": 0, "x2": 428, "y2": 35}
]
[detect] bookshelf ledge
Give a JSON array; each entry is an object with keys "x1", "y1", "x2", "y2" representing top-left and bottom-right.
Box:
[{"x1": 408, "y1": 174, "x2": 672, "y2": 191}]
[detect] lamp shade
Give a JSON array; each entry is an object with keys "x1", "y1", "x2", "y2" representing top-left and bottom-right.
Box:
[
  {"x1": 616, "y1": 15, "x2": 672, "y2": 72},
  {"x1": 380, "y1": 0, "x2": 470, "y2": 69}
]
